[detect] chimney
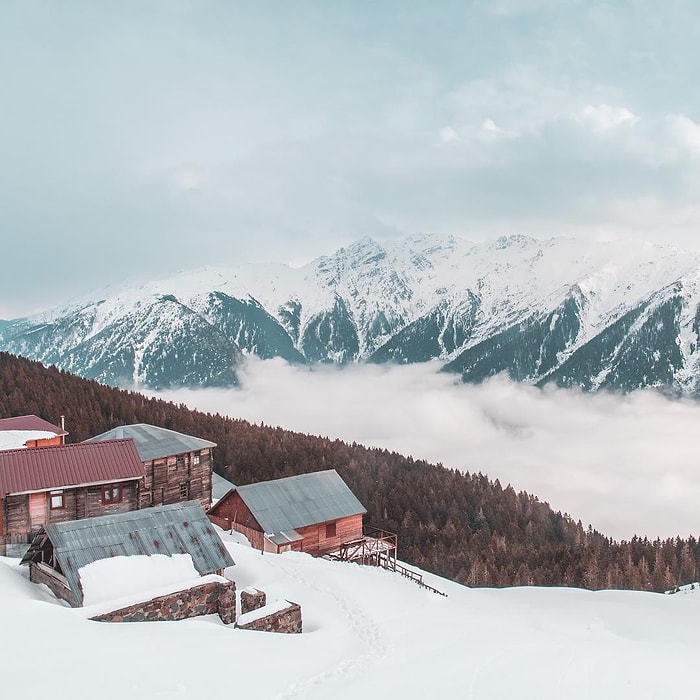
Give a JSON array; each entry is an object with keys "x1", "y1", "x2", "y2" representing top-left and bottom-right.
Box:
[{"x1": 60, "y1": 415, "x2": 66, "y2": 444}]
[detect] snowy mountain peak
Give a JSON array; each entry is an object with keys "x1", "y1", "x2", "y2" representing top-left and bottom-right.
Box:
[
  {"x1": 3, "y1": 234, "x2": 700, "y2": 394},
  {"x1": 493, "y1": 233, "x2": 540, "y2": 250}
]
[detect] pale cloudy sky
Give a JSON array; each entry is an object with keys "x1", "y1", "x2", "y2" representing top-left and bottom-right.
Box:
[{"x1": 3, "y1": 1, "x2": 700, "y2": 317}]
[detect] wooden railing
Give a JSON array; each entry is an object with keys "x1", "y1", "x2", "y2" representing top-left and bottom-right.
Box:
[{"x1": 327, "y1": 527, "x2": 447, "y2": 597}]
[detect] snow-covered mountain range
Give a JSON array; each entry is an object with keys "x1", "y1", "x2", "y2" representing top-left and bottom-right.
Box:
[{"x1": 3, "y1": 233, "x2": 700, "y2": 393}]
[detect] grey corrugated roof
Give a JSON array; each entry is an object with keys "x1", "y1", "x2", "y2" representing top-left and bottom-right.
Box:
[
  {"x1": 236, "y1": 470, "x2": 366, "y2": 534},
  {"x1": 212, "y1": 472, "x2": 236, "y2": 502},
  {"x1": 85, "y1": 423, "x2": 216, "y2": 462},
  {"x1": 266, "y1": 530, "x2": 303, "y2": 546},
  {"x1": 21, "y1": 502, "x2": 234, "y2": 605}
]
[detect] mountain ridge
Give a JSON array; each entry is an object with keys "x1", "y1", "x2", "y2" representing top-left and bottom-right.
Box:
[{"x1": 2, "y1": 233, "x2": 700, "y2": 393}]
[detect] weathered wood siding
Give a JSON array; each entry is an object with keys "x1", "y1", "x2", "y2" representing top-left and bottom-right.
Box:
[
  {"x1": 210, "y1": 490, "x2": 258, "y2": 530},
  {"x1": 208, "y1": 490, "x2": 266, "y2": 549},
  {"x1": 73, "y1": 482, "x2": 140, "y2": 520},
  {"x1": 141, "y1": 448, "x2": 212, "y2": 509},
  {"x1": 296, "y1": 514, "x2": 364, "y2": 556},
  {"x1": 30, "y1": 562, "x2": 79, "y2": 607},
  {"x1": 1, "y1": 480, "x2": 140, "y2": 541},
  {"x1": 234, "y1": 523, "x2": 266, "y2": 551},
  {"x1": 3, "y1": 494, "x2": 29, "y2": 537}
]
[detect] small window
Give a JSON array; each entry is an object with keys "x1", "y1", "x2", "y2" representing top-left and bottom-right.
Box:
[
  {"x1": 193, "y1": 452, "x2": 200, "y2": 466},
  {"x1": 176, "y1": 455, "x2": 185, "y2": 469},
  {"x1": 180, "y1": 482, "x2": 190, "y2": 500},
  {"x1": 49, "y1": 490, "x2": 65, "y2": 510},
  {"x1": 325, "y1": 522, "x2": 337, "y2": 539},
  {"x1": 101, "y1": 484, "x2": 123, "y2": 505}
]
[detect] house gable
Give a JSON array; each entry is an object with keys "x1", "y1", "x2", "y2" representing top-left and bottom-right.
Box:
[{"x1": 208, "y1": 470, "x2": 366, "y2": 555}]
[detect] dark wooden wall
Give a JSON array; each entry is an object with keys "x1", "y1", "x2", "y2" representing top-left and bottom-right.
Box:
[
  {"x1": 142, "y1": 448, "x2": 212, "y2": 509},
  {"x1": 1, "y1": 480, "x2": 140, "y2": 540}
]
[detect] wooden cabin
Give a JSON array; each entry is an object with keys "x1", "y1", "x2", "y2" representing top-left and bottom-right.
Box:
[
  {"x1": 0, "y1": 414, "x2": 68, "y2": 450},
  {"x1": 85, "y1": 424, "x2": 216, "y2": 510},
  {"x1": 0, "y1": 439, "x2": 145, "y2": 554},
  {"x1": 20, "y1": 501, "x2": 235, "y2": 607},
  {"x1": 208, "y1": 469, "x2": 367, "y2": 555}
]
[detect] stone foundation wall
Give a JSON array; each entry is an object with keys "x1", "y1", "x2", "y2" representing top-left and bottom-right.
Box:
[
  {"x1": 236, "y1": 601, "x2": 302, "y2": 634},
  {"x1": 91, "y1": 579, "x2": 236, "y2": 625},
  {"x1": 240, "y1": 587, "x2": 266, "y2": 615}
]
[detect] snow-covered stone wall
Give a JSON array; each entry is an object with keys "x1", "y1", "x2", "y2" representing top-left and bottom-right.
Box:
[
  {"x1": 90, "y1": 579, "x2": 236, "y2": 625},
  {"x1": 236, "y1": 599, "x2": 302, "y2": 634}
]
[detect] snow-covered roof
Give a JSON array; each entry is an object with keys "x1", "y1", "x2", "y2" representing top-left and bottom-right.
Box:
[
  {"x1": 266, "y1": 530, "x2": 304, "y2": 546},
  {"x1": 21, "y1": 501, "x2": 234, "y2": 605},
  {"x1": 0, "y1": 429, "x2": 58, "y2": 451},
  {"x1": 0, "y1": 414, "x2": 67, "y2": 436},
  {"x1": 85, "y1": 423, "x2": 216, "y2": 461}
]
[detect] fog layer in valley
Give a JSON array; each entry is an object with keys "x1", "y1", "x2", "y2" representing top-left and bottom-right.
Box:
[{"x1": 156, "y1": 359, "x2": 700, "y2": 541}]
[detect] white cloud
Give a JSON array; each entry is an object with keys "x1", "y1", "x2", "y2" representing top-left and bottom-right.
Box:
[
  {"x1": 579, "y1": 104, "x2": 640, "y2": 131},
  {"x1": 156, "y1": 359, "x2": 700, "y2": 541},
  {"x1": 666, "y1": 114, "x2": 700, "y2": 156},
  {"x1": 171, "y1": 165, "x2": 204, "y2": 192}
]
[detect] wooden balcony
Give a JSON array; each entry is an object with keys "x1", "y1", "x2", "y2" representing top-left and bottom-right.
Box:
[
  {"x1": 326, "y1": 526, "x2": 398, "y2": 568},
  {"x1": 326, "y1": 526, "x2": 447, "y2": 597}
]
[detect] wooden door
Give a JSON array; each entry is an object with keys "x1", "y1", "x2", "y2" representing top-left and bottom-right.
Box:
[{"x1": 29, "y1": 493, "x2": 46, "y2": 529}]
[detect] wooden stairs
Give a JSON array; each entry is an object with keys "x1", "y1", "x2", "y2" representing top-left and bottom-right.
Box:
[{"x1": 326, "y1": 527, "x2": 447, "y2": 597}]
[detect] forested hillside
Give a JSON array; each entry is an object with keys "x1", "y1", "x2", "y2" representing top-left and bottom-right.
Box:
[{"x1": 0, "y1": 351, "x2": 696, "y2": 591}]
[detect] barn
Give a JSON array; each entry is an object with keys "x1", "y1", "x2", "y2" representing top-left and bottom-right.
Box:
[{"x1": 208, "y1": 469, "x2": 367, "y2": 556}]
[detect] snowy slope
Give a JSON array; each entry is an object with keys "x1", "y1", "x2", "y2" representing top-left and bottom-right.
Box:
[
  {"x1": 2, "y1": 234, "x2": 700, "y2": 392},
  {"x1": 3, "y1": 529, "x2": 700, "y2": 700}
]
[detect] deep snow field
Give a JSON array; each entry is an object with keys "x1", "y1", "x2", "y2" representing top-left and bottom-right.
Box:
[{"x1": 2, "y1": 529, "x2": 699, "y2": 700}]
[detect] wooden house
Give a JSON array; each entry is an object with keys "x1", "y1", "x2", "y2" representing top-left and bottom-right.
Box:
[
  {"x1": 208, "y1": 469, "x2": 367, "y2": 555},
  {"x1": 20, "y1": 501, "x2": 235, "y2": 607},
  {"x1": 85, "y1": 424, "x2": 216, "y2": 510},
  {"x1": 0, "y1": 414, "x2": 68, "y2": 450},
  {"x1": 0, "y1": 439, "x2": 145, "y2": 553}
]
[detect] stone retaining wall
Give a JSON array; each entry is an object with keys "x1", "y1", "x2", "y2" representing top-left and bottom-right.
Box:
[
  {"x1": 91, "y1": 579, "x2": 236, "y2": 625},
  {"x1": 236, "y1": 600, "x2": 302, "y2": 634},
  {"x1": 240, "y1": 587, "x2": 266, "y2": 615}
]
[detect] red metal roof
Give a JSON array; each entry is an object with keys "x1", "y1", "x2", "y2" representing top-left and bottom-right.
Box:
[
  {"x1": 0, "y1": 414, "x2": 68, "y2": 436},
  {"x1": 0, "y1": 439, "x2": 145, "y2": 498}
]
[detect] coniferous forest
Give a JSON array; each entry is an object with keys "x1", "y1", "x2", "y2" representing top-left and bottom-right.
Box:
[{"x1": 0, "y1": 351, "x2": 697, "y2": 593}]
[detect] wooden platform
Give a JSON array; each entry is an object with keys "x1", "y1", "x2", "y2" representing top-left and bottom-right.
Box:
[{"x1": 326, "y1": 527, "x2": 447, "y2": 597}]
